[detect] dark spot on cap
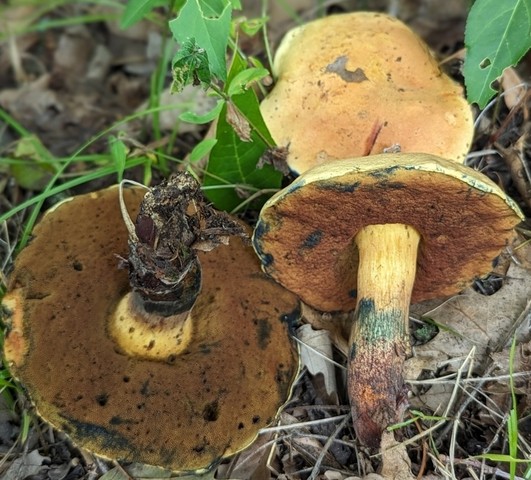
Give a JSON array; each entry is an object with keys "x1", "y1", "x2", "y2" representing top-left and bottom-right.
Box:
[
  {"x1": 72, "y1": 261, "x2": 83, "y2": 271},
  {"x1": 110, "y1": 416, "x2": 137, "y2": 426},
  {"x1": 349, "y1": 289, "x2": 357, "y2": 298},
  {"x1": 325, "y1": 55, "x2": 368, "y2": 83},
  {"x1": 252, "y1": 415, "x2": 260, "y2": 424},
  {"x1": 61, "y1": 416, "x2": 133, "y2": 451},
  {"x1": 301, "y1": 229, "x2": 323, "y2": 249},
  {"x1": 95, "y1": 393, "x2": 109, "y2": 407},
  {"x1": 317, "y1": 181, "x2": 360, "y2": 193},
  {"x1": 253, "y1": 224, "x2": 275, "y2": 268},
  {"x1": 256, "y1": 318, "x2": 272, "y2": 350},
  {"x1": 376, "y1": 181, "x2": 406, "y2": 190},
  {"x1": 140, "y1": 380, "x2": 151, "y2": 396},
  {"x1": 202, "y1": 401, "x2": 219, "y2": 422}
]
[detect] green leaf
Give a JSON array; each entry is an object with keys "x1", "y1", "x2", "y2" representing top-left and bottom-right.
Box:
[
  {"x1": 475, "y1": 453, "x2": 531, "y2": 463},
  {"x1": 169, "y1": 0, "x2": 232, "y2": 82},
  {"x1": 120, "y1": 0, "x2": 162, "y2": 28},
  {"x1": 189, "y1": 138, "x2": 218, "y2": 162},
  {"x1": 203, "y1": 55, "x2": 281, "y2": 211},
  {"x1": 464, "y1": 0, "x2": 531, "y2": 108},
  {"x1": 227, "y1": 67, "x2": 269, "y2": 97},
  {"x1": 237, "y1": 16, "x2": 268, "y2": 36},
  {"x1": 171, "y1": 38, "x2": 212, "y2": 92},
  {"x1": 179, "y1": 98, "x2": 225, "y2": 123},
  {"x1": 9, "y1": 136, "x2": 55, "y2": 190}
]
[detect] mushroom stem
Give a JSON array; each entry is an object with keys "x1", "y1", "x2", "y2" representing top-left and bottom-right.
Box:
[{"x1": 348, "y1": 223, "x2": 420, "y2": 448}]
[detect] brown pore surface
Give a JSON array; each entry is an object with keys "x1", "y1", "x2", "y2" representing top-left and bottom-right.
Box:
[
  {"x1": 253, "y1": 155, "x2": 521, "y2": 312},
  {"x1": 3, "y1": 187, "x2": 299, "y2": 473},
  {"x1": 260, "y1": 12, "x2": 473, "y2": 174}
]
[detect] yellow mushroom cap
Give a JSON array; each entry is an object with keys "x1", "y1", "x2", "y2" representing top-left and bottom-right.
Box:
[
  {"x1": 252, "y1": 153, "x2": 523, "y2": 312},
  {"x1": 260, "y1": 12, "x2": 474, "y2": 174},
  {"x1": 3, "y1": 186, "x2": 299, "y2": 473}
]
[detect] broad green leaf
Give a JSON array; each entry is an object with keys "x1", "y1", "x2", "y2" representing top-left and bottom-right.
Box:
[
  {"x1": 464, "y1": 0, "x2": 531, "y2": 108},
  {"x1": 179, "y1": 98, "x2": 225, "y2": 123},
  {"x1": 169, "y1": 0, "x2": 232, "y2": 82},
  {"x1": 198, "y1": 0, "x2": 227, "y2": 16},
  {"x1": 120, "y1": 0, "x2": 163, "y2": 28},
  {"x1": 189, "y1": 138, "x2": 218, "y2": 162},
  {"x1": 171, "y1": 38, "x2": 212, "y2": 92},
  {"x1": 227, "y1": 67, "x2": 269, "y2": 96},
  {"x1": 203, "y1": 55, "x2": 281, "y2": 211}
]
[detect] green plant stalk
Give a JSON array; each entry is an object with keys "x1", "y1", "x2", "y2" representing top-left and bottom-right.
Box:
[{"x1": 509, "y1": 336, "x2": 518, "y2": 479}]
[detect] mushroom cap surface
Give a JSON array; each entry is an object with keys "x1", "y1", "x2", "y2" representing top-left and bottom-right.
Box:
[
  {"x1": 252, "y1": 153, "x2": 523, "y2": 312},
  {"x1": 3, "y1": 186, "x2": 299, "y2": 473},
  {"x1": 260, "y1": 12, "x2": 473, "y2": 174}
]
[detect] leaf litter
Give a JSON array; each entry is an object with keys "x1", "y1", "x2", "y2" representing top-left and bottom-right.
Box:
[{"x1": 0, "y1": 0, "x2": 530, "y2": 479}]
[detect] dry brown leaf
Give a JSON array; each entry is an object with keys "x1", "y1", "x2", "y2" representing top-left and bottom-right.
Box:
[
  {"x1": 379, "y1": 431, "x2": 415, "y2": 480},
  {"x1": 2, "y1": 449, "x2": 50, "y2": 480},
  {"x1": 405, "y1": 261, "x2": 531, "y2": 382},
  {"x1": 226, "y1": 100, "x2": 252, "y2": 142},
  {"x1": 501, "y1": 67, "x2": 527, "y2": 109},
  {"x1": 301, "y1": 303, "x2": 350, "y2": 357},
  {"x1": 215, "y1": 431, "x2": 275, "y2": 480},
  {"x1": 297, "y1": 324, "x2": 338, "y2": 401}
]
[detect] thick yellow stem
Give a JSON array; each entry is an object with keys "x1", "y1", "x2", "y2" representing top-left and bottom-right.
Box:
[
  {"x1": 348, "y1": 223, "x2": 420, "y2": 447},
  {"x1": 109, "y1": 292, "x2": 193, "y2": 361}
]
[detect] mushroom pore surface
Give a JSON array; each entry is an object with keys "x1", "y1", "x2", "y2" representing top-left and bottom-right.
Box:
[
  {"x1": 3, "y1": 187, "x2": 299, "y2": 473},
  {"x1": 253, "y1": 153, "x2": 523, "y2": 312}
]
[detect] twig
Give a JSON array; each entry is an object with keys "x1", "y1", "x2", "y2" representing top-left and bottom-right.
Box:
[
  {"x1": 260, "y1": 414, "x2": 349, "y2": 434},
  {"x1": 307, "y1": 413, "x2": 351, "y2": 480}
]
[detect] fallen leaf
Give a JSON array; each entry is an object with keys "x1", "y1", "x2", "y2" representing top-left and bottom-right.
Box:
[
  {"x1": 2, "y1": 449, "x2": 50, "y2": 480},
  {"x1": 405, "y1": 261, "x2": 531, "y2": 382},
  {"x1": 501, "y1": 67, "x2": 527, "y2": 109},
  {"x1": 379, "y1": 431, "x2": 415, "y2": 480},
  {"x1": 297, "y1": 324, "x2": 338, "y2": 401}
]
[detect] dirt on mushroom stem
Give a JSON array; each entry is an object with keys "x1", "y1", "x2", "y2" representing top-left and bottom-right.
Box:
[{"x1": 124, "y1": 172, "x2": 246, "y2": 316}]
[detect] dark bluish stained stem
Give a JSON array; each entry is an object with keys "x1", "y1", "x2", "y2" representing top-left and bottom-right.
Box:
[{"x1": 348, "y1": 223, "x2": 419, "y2": 448}]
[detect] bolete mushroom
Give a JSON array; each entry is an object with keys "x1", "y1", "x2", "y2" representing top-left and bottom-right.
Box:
[
  {"x1": 252, "y1": 153, "x2": 523, "y2": 447},
  {"x1": 2, "y1": 176, "x2": 299, "y2": 473},
  {"x1": 260, "y1": 12, "x2": 473, "y2": 174}
]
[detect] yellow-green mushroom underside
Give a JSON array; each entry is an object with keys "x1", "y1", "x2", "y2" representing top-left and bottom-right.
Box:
[
  {"x1": 252, "y1": 153, "x2": 523, "y2": 447},
  {"x1": 2, "y1": 186, "x2": 299, "y2": 473}
]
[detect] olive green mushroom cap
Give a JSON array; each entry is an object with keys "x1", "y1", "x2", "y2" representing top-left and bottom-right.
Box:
[
  {"x1": 3, "y1": 187, "x2": 299, "y2": 473},
  {"x1": 260, "y1": 12, "x2": 474, "y2": 174},
  {"x1": 252, "y1": 153, "x2": 523, "y2": 312}
]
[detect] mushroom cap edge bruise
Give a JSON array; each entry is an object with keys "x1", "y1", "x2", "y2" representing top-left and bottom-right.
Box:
[
  {"x1": 252, "y1": 153, "x2": 524, "y2": 312},
  {"x1": 260, "y1": 11, "x2": 474, "y2": 174},
  {"x1": 2, "y1": 186, "x2": 299, "y2": 473}
]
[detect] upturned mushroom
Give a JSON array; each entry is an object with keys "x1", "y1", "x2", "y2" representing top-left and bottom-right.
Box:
[
  {"x1": 260, "y1": 12, "x2": 473, "y2": 174},
  {"x1": 2, "y1": 174, "x2": 299, "y2": 473},
  {"x1": 252, "y1": 153, "x2": 523, "y2": 447}
]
